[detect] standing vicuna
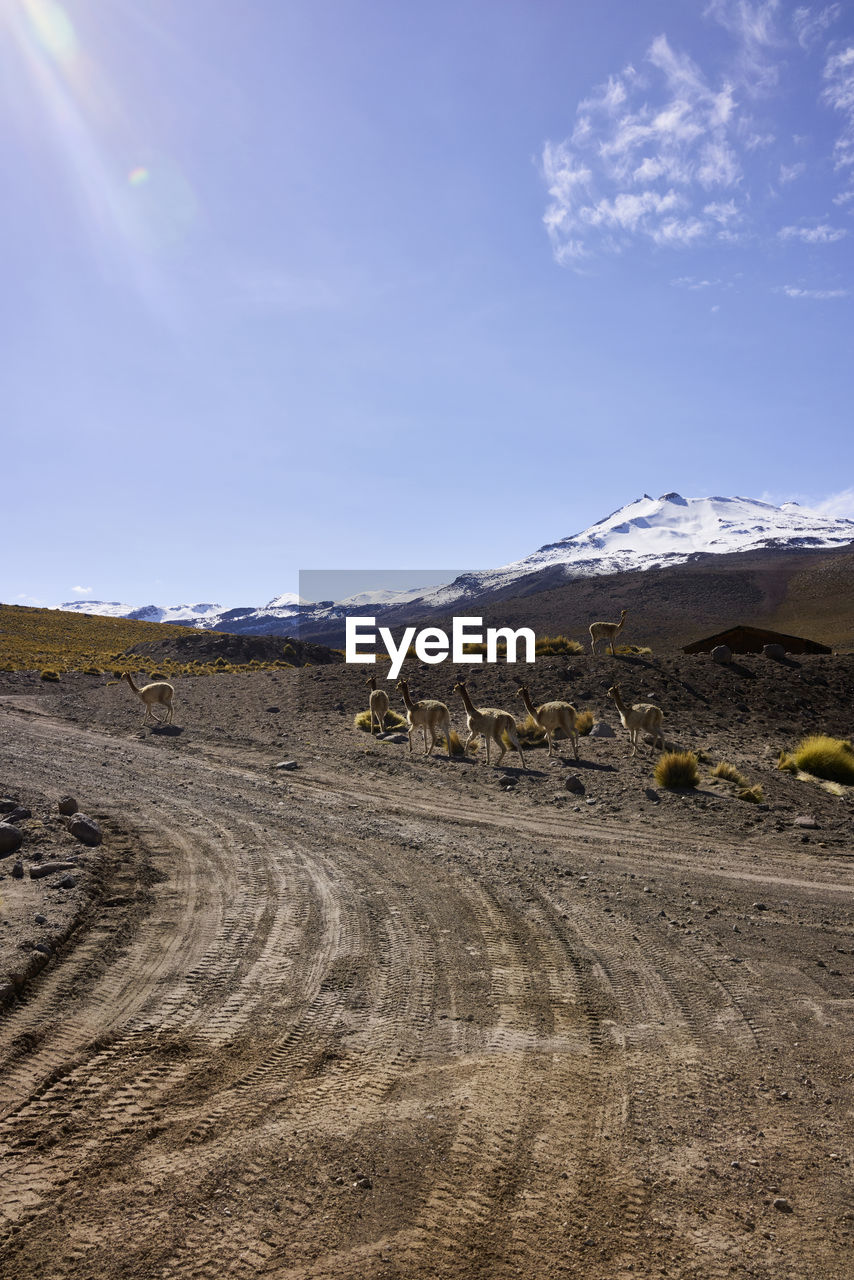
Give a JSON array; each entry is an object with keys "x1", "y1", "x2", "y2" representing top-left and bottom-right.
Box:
[
  {"x1": 396, "y1": 679, "x2": 453, "y2": 757},
  {"x1": 453, "y1": 680, "x2": 527, "y2": 769},
  {"x1": 364, "y1": 674, "x2": 390, "y2": 735},
  {"x1": 516, "y1": 684, "x2": 579, "y2": 760},
  {"x1": 589, "y1": 608, "x2": 628, "y2": 657},
  {"x1": 607, "y1": 684, "x2": 664, "y2": 756},
  {"x1": 122, "y1": 671, "x2": 175, "y2": 726}
]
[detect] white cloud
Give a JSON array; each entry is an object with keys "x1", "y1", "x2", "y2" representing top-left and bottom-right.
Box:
[
  {"x1": 71, "y1": 585, "x2": 93, "y2": 595},
  {"x1": 704, "y1": 198, "x2": 741, "y2": 223},
  {"x1": 812, "y1": 487, "x2": 854, "y2": 517},
  {"x1": 16, "y1": 593, "x2": 44, "y2": 606},
  {"x1": 671, "y1": 275, "x2": 721, "y2": 288},
  {"x1": 781, "y1": 284, "x2": 848, "y2": 297},
  {"x1": 823, "y1": 45, "x2": 854, "y2": 169},
  {"x1": 778, "y1": 223, "x2": 847, "y2": 241},
  {"x1": 792, "y1": 4, "x2": 841, "y2": 51},
  {"x1": 542, "y1": 30, "x2": 745, "y2": 259},
  {"x1": 542, "y1": 9, "x2": 851, "y2": 264},
  {"x1": 779, "y1": 161, "x2": 806, "y2": 182},
  {"x1": 704, "y1": 0, "x2": 783, "y2": 90}
]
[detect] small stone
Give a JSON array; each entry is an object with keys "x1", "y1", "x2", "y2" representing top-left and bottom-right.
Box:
[
  {"x1": 68, "y1": 815, "x2": 102, "y2": 847},
  {"x1": 265, "y1": 706, "x2": 280, "y2": 713},
  {"x1": 33, "y1": 942, "x2": 52, "y2": 955},
  {"x1": 0, "y1": 824, "x2": 23, "y2": 857},
  {"x1": 711, "y1": 644, "x2": 732, "y2": 665},
  {"x1": 11, "y1": 861, "x2": 24, "y2": 879},
  {"x1": 585, "y1": 797, "x2": 597, "y2": 805},
  {"x1": 275, "y1": 761, "x2": 299, "y2": 771},
  {"x1": 56, "y1": 875, "x2": 78, "y2": 889},
  {"x1": 5, "y1": 807, "x2": 32, "y2": 823},
  {"x1": 565, "y1": 775, "x2": 585, "y2": 795},
  {"x1": 644, "y1": 788, "x2": 661, "y2": 802},
  {"x1": 34, "y1": 913, "x2": 47, "y2": 925},
  {"x1": 589, "y1": 721, "x2": 616, "y2": 739},
  {"x1": 763, "y1": 644, "x2": 786, "y2": 661},
  {"x1": 794, "y1": 816, "x2": 819, "y2": 829},
  {"x1": 57, "y1": 795, "x2": 78, "y2": 816},
  {"x1": 29, "y1": 861, "x2": 77, "y2": 880},
  {"x1": 752, "y1": 902, "x2": 768, "y2": 911},
  {"x1": 773, "y1": 1197, "x2": 793, "y2": 1213},
  {"x1": 0, "y1": 799, "x2": 17, "y2": 813},
  {"x1": 354, "y1": 1175, "x2": 373, "y2": 1190}
]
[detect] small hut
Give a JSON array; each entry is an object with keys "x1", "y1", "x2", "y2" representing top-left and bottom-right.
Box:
[{"x1": 682, "y1": 625, "x2": 831, "y2": 656}]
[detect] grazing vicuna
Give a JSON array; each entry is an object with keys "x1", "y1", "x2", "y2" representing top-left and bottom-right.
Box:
[
  {"x1": 453, "y1": 680, "x2": 526, "y2": 769},
  {"x1": 396, "y1": 679, "x2": 453, "y2": 757},
  {"x1": 590, "y1": 608, "x2": 628, "y2": 657},
  {"x1": 607, "y1": 684, "x2": 664, "y2": 757},
  {"x1": 364, "y1": 675, "x2": 390, "y2": 735},
  {"x1": 122, "y1": 672, "x2": 175, "y2": 726},
  {"x1": 516, "y1": 684, "x2": 579, "y2": 759}
]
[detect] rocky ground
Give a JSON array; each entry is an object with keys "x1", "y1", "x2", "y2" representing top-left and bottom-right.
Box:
[{"x1": 0, "y1": 650, "x2": 852, "y2": 1279}]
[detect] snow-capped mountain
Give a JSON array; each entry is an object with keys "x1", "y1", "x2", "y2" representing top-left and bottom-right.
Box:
[
  {"x1": 58, "y1": 601, "x2": 227, "y2": 625},
  {"x1": 421, "y1": 493, "x2": 854, "y2": 606},
  {"x1": 54, "y1": 495, "x2": 854, "y2": 636}
]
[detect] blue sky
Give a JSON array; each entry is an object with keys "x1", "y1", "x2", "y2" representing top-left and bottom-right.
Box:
[{"x1": 3, "y1": 0, "x2": 853, "y2": 609}]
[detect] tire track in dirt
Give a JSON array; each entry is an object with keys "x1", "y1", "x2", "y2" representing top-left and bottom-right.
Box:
[{"x1": 1, "y1": 708, "x2": 852, "y2": 1280}]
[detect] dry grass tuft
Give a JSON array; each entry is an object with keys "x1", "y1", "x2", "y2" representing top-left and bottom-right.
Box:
[
  {"x1": 40, "y1": 669, "x2": 60, "y2": 682},
  {"x1": 514, "y1": 714, "x2": 548, "y2": 747},
  {"x1": 437, "y1": 730, "x2": 468, "y2": 757},
  {"x1": 353, "y1": 707, "x2": 408, "y2": 734},
  {"x1": 712, "y1": 761, "x2": 749, "y2": 787},
  {"x1": 535, "y1": 635, "x2": 584, "y2": 656},
  {"x1": 778, "y1": 735, "x2": 854, "y2": 785},
  {"x1": 654, "y1": 751, "x2": 699, "y2": 790},
  {"x1": 614, "y1": 644, "x2": 653, "y2": 656},
  {"x1": 575, "y1": 710, "x2": 595, "y2": 736},
  {"x1": 738, "y1": 784, "x2": 765, "y2": 804}
]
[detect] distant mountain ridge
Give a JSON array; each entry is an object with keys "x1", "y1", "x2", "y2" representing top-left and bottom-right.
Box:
[{"x1": 55, "y1": 493, "x2": 854, "y2": 637}]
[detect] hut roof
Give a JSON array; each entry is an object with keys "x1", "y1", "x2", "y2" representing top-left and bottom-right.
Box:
[{"x1": 682, "y1": 625, "x2": 831, "y2": 655}]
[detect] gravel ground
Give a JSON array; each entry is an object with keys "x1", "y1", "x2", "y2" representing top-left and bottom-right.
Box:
[{"x1": 0, "y1": 653, "x2": 852, "y2": 1279}]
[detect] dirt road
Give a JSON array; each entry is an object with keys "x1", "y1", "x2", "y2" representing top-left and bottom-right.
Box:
[{"x1": 0, "y1": 682, "x2": 852, "y2": 1279}]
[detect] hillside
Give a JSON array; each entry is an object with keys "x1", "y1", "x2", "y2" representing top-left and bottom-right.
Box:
[
  {"x1": 296, "y1": 544, "x2": 854, "y2": 651},
  {"x1": 0, "y1": 604, "x2": 339, "y2": 677}
]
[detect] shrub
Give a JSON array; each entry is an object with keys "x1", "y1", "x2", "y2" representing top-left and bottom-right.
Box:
[
  {"x1": 779, "y1": 735, "x2": 854, "y2": 785},
  {"x1": 353, "y1": 708, "x2": 408, "y2": 734},
  {"x1": 614, "y1": 644, "x2": 653, "y2": 656},
  {"x1": 738, "y1": 784, "x2": 765, "y2": 804},
  {"x1": 515, "y1": 714, "x2": 548, "y2": 747},
  {"x1": 40, "y1": 669, "x2": 60, "y2": 682},
  {"x1": 534, "y1": 635, "x2": 584, "y2": 656},
  {"x1": 437, "y1": 730, "x2": 468, "y2": 756},
  {"x1": 654, "y1": 751, "x2": 699, "y2": 790},
  {"x1": 712, "y1": 761, "x2": 748, "y2": 787},
  {"x1": 575, "y1": 710, "x2": 594, "y2": 736},
  {"x1": 83, "y1": 666, "x2": 103, "y2": 676}
]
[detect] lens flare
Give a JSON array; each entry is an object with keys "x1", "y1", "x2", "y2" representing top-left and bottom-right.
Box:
[
  {"x1": 22, "y1": 0, "x2": 76, "y2": 63},
  {"x1": 128, "y1": 166, "x2": 149, "y2": 186}
]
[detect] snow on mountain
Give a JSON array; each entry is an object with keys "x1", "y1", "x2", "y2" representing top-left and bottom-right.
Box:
[
  {"x1": 423, "y1": 493, "x2": 854, "y2": 606},
  {"x1": 54, "y1": 495, "x2": 854, "y2": 634},
  {"x1": 264, "y1": 593, "x2": 303, "y2": 610},
  {"x1": 59, "y1": 600, "x2": 140, "y2": 618},
  {"x1": 334, "y1": 585, "x2": 439, "y2": 608},
  {"x1": 58, "y1": 601, "x2": 225, "y2": 625},
  {"x1": 127, "y1": 604, "x2": 224, "y2": 624}
]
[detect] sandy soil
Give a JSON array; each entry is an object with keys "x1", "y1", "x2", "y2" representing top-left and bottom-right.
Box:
[{"x1": 0, "y1": 654, "x2": 852, "y2": 1279}]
